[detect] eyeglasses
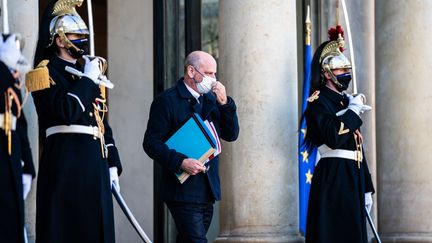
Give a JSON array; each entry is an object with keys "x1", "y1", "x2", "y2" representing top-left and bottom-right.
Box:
[{"x1": 192, "y1": 66, "x2": 217, "y2": 80}]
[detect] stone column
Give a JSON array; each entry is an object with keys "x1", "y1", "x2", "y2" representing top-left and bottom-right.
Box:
[
  {"x1": 216, "y1": 1, "x2": 301, "y2": 242},
  {"x1": 107, "y1": 0, "x2": 154, "y2": 242},
  {"x1": 376, "y1": 1, "x2": 432, "y2": 242},
  {"x1": 8, "y1": 1, "x2": 39, "y2": 242}
]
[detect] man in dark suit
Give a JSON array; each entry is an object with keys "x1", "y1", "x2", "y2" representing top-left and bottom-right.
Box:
[{"x1": 143, "y1": 51, "x2": 239, "y2": 243}]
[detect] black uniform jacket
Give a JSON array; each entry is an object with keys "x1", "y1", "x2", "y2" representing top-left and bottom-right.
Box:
[
  {"x1": 305, "y1": 86, "x2": 375, "y2": 243},
  {"x1": 32, "y1": 56, "x2": 121, "y2": 243},
  {"x1": 0, "y1": 61, "x2": 35, "y2": 243},
  {"x1": 143, "y1": 78, "x2": 239, "y2": 203}
]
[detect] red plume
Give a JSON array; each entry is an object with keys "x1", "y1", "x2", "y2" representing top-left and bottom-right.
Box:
[{"x1": 328, "y1": 25, "x2": 345, "y2": 51}]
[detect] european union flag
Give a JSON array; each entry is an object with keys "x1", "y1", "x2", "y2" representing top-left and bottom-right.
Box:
[{"x1": 298, "y1": 6, "x2": 318, "y2": 236}]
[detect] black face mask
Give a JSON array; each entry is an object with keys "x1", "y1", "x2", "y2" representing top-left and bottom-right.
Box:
[
  {"x1": 335, "y1": 72, "x2": 352, "y2": 91},
  {"x1": 67, "y1": 38, "x2": 89, "y2": 59}
]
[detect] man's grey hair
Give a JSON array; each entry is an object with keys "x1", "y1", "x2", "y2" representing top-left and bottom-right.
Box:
[{"x1": 184, "y1": 53, "x2": 201, "y2": 73}]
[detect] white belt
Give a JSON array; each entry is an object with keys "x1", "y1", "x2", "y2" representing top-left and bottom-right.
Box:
[
  {"x1": 0, "y1": 113, "x2": 17, "y2": 131},
  {"x1": 46, "y1": 125, "x2": 103, "y2": 139},
  {"x1": 318, "y1": 144, "x2": 362, "y2": 161}
]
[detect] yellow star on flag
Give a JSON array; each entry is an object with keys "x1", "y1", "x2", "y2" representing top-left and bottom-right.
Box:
[
  {"x1": 306, "y1": 169, "x2": 313, "y2": 184},
  {"x1": 300, "y1": 150, "x2": 309, "y2": 163}
]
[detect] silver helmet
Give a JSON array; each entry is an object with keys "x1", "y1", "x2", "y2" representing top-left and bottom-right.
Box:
[
  {"x1": 319, "y1": 34, "x2": 352, "y2": 88},
  {"x1": 48, "y1": 0, "x2": 89, "y2": 53}
]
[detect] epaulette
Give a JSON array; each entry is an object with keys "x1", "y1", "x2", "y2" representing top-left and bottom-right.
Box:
[
  {"x1": 307, "y1": 90, "x2": 320, "y2": 103},
  {"x1": 25, "y1": 60, "x2": 55, "y2": 92}
]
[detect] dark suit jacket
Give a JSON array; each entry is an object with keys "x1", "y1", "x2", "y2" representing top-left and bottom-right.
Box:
[{"x1": 143, "y1": 78, "x2": 239, "y2": 203}]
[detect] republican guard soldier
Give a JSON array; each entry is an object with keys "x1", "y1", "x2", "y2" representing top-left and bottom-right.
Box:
[
  {"x1": 0, "y1": 33, "x2": 36, "y2": 243},
  {"x1": 304, "y1": 26, "x2": 375, "y2": 243},
  {"x1": 27, "y1": 0, "x2": 122, "y2": 242}
]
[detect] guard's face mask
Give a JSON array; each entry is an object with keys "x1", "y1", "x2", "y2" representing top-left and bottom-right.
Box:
[
  {"x1": 335, "y1": 72, "x2": 352, "y2": 91},
  {"x1": 67, "y1": 38, "x2": 89, "y2": 59}
]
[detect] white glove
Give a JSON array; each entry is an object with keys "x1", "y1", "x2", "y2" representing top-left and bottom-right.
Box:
[
  {"x1": 22, "y1": 173, "x2": 32, "y2": 200},
  {"x1": 109, "y1": 167, "x2": 120, "y2": 192},
  {"x1": 0, "y1": 34, "x2": 30, "y2": 75},
  {"x1": 348, "y1": 93, "x2": 372, "y2": 116},
  {"x1": 365, "y1": 192, "x2": 373, "y2": 213},
  {"x1": 83, "y1": 55, "x2": 102, "y2": 84}
]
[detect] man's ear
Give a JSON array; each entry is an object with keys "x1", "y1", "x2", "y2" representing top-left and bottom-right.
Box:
[{"x1": 187, "y1": 65, "x2": 195, "y2": 78}]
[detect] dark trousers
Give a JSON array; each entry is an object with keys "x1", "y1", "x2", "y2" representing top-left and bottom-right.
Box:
[{"x1": 166, "y1": 202, "x2": 214, "y2": 243}]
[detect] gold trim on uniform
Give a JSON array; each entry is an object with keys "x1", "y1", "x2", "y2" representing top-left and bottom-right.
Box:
[
  {"x1": 338, "y1": 122, "x2": 349, "y2": 135},
  {"x1": 25, "y1": 60, "x2": 56, "y2": 92},
  {"x1": 93, "y1": 98, "x2": 108, "y2": 158},
  {"x1": 307, "y1": 90, "x2": 320, "y2": 103},
  {"x1": 3, "y1": 88, "x2": 22, "y2": 155}
]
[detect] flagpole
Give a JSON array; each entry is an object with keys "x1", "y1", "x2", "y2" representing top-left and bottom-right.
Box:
[
  {"x1": 302, "y1": 5, "x2": 311, "y2": 111},
  {"x1": 299, "y1": 5, "x2": 317, "y2": 236},
  {"x1": 305, "y1": 5, "x2": 311, "y2": 46}
]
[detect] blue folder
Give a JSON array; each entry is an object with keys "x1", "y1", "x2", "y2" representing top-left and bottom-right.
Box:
[{"x1": 165, "y1": 113, "x2": 216, "y2": 183}]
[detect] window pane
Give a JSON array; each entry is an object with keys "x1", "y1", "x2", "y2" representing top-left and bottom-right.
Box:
[
  {"x1": 179, "y1": 0, "x2": 186, "y2": 77},
  {"x1": 202, "y1": 0, "x2": 219, "y2": 59}
]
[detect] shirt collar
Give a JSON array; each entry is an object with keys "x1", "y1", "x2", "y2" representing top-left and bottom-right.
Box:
[
  {"x1": 56, "y1": 54, "x2": 77, "y2": 65},
  {"x1": 183, "y1": 80, "x2": 202, "y2": 103}
]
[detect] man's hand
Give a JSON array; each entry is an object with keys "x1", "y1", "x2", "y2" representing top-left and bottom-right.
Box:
[
  {"x1": 181, "y1": 158, "x2": 206, "y2": 175},
  {"x1": 212, "y1": 81, "x2": 227, "y2": 105}
]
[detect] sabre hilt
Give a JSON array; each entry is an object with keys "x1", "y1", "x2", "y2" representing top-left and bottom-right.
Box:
[
  {"x1": 86, "y1": 55, "x2": 107, "y2": 75},
  {"x1": 352, "y1": 93, "x2": 367, "y2": 104}
]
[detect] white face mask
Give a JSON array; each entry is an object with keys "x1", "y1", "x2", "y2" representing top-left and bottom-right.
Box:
[{"x1": 196, "y1": 75, "x2": 216, "y2": 94}]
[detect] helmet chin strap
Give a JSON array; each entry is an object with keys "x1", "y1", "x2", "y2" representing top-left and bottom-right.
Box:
[
  {"x1": 324, "y1": 65, "x2": 344, "y2": 90},
  {"x1": 57, "y1": 29, "x2": 84, "y2": 54}
]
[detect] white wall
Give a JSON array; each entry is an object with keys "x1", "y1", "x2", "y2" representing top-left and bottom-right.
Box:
[{"x1": 107, "y1": 0, "x2": 154, "y2": 241}]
